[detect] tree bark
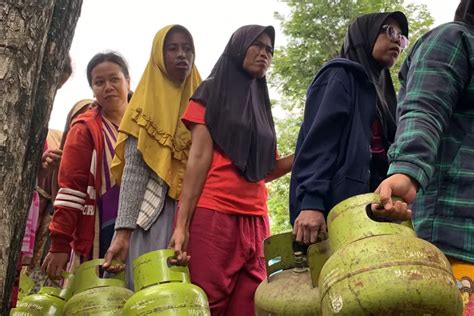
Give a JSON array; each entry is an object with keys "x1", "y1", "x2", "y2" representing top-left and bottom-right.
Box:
[{"x1": 0, "y1": 0, "x2": 82, "y2": 310}]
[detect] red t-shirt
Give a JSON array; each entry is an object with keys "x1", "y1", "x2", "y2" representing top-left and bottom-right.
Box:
[
  {"x1": 181, "y1": 100, "x2": 268, "y2": 216},
  {"x1": 370, "y1": 118, "x2": 386, "y2": 156}
]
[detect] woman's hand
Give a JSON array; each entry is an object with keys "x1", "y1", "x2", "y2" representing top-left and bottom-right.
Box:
[
  {"x1": 41, "y1": 252, "x2": 69, "y2": 279},
  {"x1": 103, "y1": 229, "x2": 132, "y2": 273},
  {"x1": 168, "y1": 226, "x2": 190, "y2": 266},
  {"x1": 293, "y1": 210, "x2": 327, "y2": 244}
]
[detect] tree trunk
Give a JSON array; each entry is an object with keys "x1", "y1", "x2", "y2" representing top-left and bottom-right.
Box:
[{"x1": 0, "y1": 0, "x2": 82, "y2": 310}]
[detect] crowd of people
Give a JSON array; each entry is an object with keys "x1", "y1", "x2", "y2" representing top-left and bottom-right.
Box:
[{"x1": 12, "y1": 0, "x2": 473, "y2": 314}]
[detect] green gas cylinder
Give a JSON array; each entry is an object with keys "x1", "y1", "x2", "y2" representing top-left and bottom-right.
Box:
[
  {"x1": 319, "y1": 193, "x2": 464, "y2": 316},
  {"x1": 254, "y1": 232, "x2": 331, "y2": 315},
  {"x1": 63, "y1": 259, "x2": 133, "y2": 315},
  {"x1": 123, "y1": 249, "x2": 210, "y2": 315},
  {"x1": 17, "y1": 269, "x2": 36, "y2": 302},
  {"x1": 10, "y1": 272, "x2": 73, "y2": 316}
]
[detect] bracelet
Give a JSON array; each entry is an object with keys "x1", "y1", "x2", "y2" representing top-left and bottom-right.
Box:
[{"x1": 36, "y1": 186, "x2": 52, "y2": 201}]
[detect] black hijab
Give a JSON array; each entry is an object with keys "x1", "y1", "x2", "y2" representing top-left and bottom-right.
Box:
[
  {"x1": 455, "y1": 0, "x2": 474, "y2": 25},
  {"x1": 191, "y1": 25, "x2": 276, "y2": 182},
  {"x1": 340, "y1": 11, "x2": 408, "y2": 146}
]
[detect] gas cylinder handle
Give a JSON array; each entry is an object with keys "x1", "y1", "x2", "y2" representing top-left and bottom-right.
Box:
[
  {"x1": 132, "y1": 250, "x2": 193, "y2": 291},
  {"x1": 327, "y1": 193, "x2": 416, "y2": 253},
  {"x1": 262, "y1": 232, "x2": 296, "y2": 280},
  {"x1": 165, "y1": 256, "x2": 192, "y2": 283},
  {"x1": 46, "y1": 271, "x2": 73, "y2": 287},
  {"x1": 307, "y1": 239, "x2": 331, "y2": 288},
  {"x1": 72, "y1": 259, "x2": 126, "y2": 295},
  {"x1": 57, "y1": 271, "x2": 75, "y2": 300},
  {"x1": 37, "y1": 271, "x2": 72, "y2": 290},
  {"x1": 360, "y1": 193, "x2": 412, "y2": 228},
  {"x1": 328, "y1": 193, "x2": 412, "y2": 226},
  {"x1": 17, "y1": 269, "x2": 35, "y2": 301}
]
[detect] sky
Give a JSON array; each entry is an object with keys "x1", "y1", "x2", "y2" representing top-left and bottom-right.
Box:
[{"x1": 49, "y1": 0, "x2": 460, "y2": 131}]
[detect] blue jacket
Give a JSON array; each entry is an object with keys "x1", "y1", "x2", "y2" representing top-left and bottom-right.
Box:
[{"x1": 289, "y1": 58, "x2": 378, "y2": 224}]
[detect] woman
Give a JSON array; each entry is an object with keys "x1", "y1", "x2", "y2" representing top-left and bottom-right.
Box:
[
  {"x1": 42, "y1": 52, "x2": 131, "y2": 278},
  {"x1": 102, "y1": 25, "x2": 201, "y2": 288},
  {"x1": 289, "y1": 12, "x2": 409, "y2": 244},
  {"x1": 170, "y1": 25, "x2": 293, "y2": 315}
]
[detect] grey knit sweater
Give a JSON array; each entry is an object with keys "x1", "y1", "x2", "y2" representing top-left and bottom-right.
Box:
[{"x1": 114, "y1": 137, "x2": 151, "y2": 229}]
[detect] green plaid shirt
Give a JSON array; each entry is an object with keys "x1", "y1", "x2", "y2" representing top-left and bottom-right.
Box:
[{"x1": 388, "y1": 22, "x2": 474, "y2": 263}]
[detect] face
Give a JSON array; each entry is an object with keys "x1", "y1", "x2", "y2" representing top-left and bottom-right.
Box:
[
  {"x1": 91, "y1": 61, "x2": 130, "y2": 109},
  {"x1": 164, "y1": 30, "x2": 194, "y2": 84},
  {"x1": 243, "y1": 32, "x2": 273, "y2": 78},
  {"x1": 372, "y1": 18, "x2": 406, "y2": 69}
]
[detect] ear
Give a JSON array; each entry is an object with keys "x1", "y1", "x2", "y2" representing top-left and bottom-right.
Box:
[{"x1": 126, "y1": 78, "x2": 131, "y2": 91}]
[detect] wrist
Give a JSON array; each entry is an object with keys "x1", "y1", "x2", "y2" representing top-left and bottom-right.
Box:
[
  {"x1": 175, "y1": 206, "x2": 192, "y2": 229},
  {"x1": 396, "y1": 173, "x2": 419, "y2": 191},
  {"x1": 301, "y1": 209, "x2": 323, "y2": 213},
  {"x1": 175, "y1": 221, "x2": 189, "y2": 231},
  {"x1": 300, "y1": 209, "x2": 325, "y2": 219},
  {"x1": 175, "y1": 217, "x2": 190, "y2": 230},
  {"x1": 115, "y1": 229, "x2": 132, "y2": 239},
  {"x1": 49, "y1": 239, "x2": 71, "y2": 253},
  {"x1": 407, "y1": 175, "x2": 419, "y2": 191}
]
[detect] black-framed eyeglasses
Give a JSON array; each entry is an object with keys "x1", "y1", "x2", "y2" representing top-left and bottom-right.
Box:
[
  {"x1": 381, "y1": 25, "x2": 409, "y2": 50},
  {"x1": 250, "y1": 41, "x2": 274, "y2": 56}
]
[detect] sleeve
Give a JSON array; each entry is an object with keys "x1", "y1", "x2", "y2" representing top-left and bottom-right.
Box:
[
  {"x1": 293, "y1": 68, "x2": 352, "y2": 214},
  {"x1": 49, "y1": 123, "x2": 94, "y2": 253},
  {"x1": 181, "y1": 100, "x2": 206, "y2": 129},
  {"x1": 388, "y1": 25, "x2": 470, "y2": 190},
  {"x1": 114, "y1": 136, "x2": 150, "y2": 230}
]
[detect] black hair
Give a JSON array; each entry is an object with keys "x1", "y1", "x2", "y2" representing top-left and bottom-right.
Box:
[
  {"x1": 86, "y1": 52, "x2": 130, "y2": 87},
  {"x1": 455, "y1": 0, "x2": 474, "y2": 25}
]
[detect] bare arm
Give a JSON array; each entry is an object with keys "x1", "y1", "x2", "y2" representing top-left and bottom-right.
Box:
[
  {"x1": 169, "y1": 123, "x2": 213, "y2": 264},
  {"x1": 265, "y1": 154, "x2": 294, "y2": 183}
]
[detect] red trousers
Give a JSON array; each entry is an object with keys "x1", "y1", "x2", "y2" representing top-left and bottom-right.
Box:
[{"x1": 188, "y1": 208, "x2": 269, "y2": 316}]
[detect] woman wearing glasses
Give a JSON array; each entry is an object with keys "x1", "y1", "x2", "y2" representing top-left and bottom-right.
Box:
[{"x1": 289, "y1": 12, "x2": 409, "y2": 244}]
